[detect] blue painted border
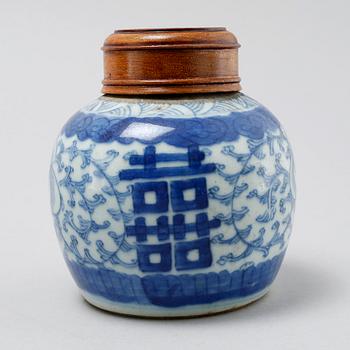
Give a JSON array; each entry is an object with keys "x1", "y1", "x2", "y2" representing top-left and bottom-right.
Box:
[
  {"x1": 65, "y1": 251, "x2": 285, "y2": 308},
  {"x1": 62, "y1": 107, "x2": 279, "y2": 147}
]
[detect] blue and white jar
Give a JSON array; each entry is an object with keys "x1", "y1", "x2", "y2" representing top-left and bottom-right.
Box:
[{"x1": 50, "y1": 28, "x2": 295, "y2": 317}]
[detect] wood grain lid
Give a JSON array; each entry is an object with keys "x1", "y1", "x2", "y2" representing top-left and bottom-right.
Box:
[{"x1": 102, "y1": 27, "x2": 241, "y2": 95}]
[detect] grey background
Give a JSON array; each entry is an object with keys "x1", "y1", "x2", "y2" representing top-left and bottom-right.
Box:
[{"x1": 0, "y1": 0, "x2": 349, "y2": 349}]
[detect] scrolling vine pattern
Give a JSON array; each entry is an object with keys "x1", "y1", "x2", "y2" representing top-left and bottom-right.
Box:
[
  {"x1": 51, "y1": 140, "x2": 137, "y2": 269},
  {"x1": 209, "y1": 129, "x2": 295, "y2": 266}
]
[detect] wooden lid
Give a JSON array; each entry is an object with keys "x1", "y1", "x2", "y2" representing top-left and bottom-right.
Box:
[{"x1": 102, "y1": 27, "x2": 241, "y2": 95}]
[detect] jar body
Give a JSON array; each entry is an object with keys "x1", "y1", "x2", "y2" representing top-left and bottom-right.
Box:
[{"x1": 50, "y1": 92, "x2": 295, "y2": 317}]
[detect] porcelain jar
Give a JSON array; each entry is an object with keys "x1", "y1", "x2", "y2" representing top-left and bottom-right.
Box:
[{"x1": 50, "y1": 28, "x2": 295, "y2": 317}]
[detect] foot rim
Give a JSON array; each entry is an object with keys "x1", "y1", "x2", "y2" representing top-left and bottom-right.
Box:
[{"x1": 81, "y1": 287, "x2": 270, "y2": 319}]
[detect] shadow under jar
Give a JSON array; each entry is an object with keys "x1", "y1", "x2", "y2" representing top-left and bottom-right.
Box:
[{"x1": 50, "y1": 27, "x2": 296, "y2": 318}]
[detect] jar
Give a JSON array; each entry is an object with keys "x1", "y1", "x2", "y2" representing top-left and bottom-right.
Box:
[{"x1": 50, "y1": 28, "x2": 296, "y2": 317}]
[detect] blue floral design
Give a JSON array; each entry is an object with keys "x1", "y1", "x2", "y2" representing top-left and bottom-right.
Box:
[
  {"x1": 209, "y1": 130, "x2": 295, "y2": 265},
  {"x1": 50, "y1": 142, "x2": 137, "y2": 269}
]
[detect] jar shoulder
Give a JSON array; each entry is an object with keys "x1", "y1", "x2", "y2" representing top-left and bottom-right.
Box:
[{"x1": 61, "y1": 92, "x2": 287, "y2": 147}]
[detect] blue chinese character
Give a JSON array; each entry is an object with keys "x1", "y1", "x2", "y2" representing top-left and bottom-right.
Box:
[
  {"x1": 119, "y1": 145, "x2": 216, "y2": 180},
  {"x1": 125, "y1": 212, "x2": 220, "y2": 272},
  {"x1": 120, "y1": 145, "x2": 220, "y2": 273}
]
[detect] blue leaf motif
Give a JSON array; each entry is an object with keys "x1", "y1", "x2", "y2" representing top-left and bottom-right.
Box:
[
  {"x1": 96, "y1": 239, "x2": 136, "y2": 267},
  {"x1": 83, "y1": 249, "x2": 101, "y2": 265},
  {"x1": 107, "y1": 208, "x2": 122, "y2": 221},
  {"x1": 63, "y1": 211, "x2": 91, "y2": 242},
  {"x1": 215, "y1": 164, "x2": 240, "y2": 185},
  {"x1": 214, "y1": 129, "x2": 295, "y2": 265},
  {"x1": 92, "y1": 150, "x2": 119, "y2": 170},
  {"x1": 108, "y1": 231, "x2": 135, "y2": 252},
  {"x1": 211, "y1": 225, "x2": 252, "y2": 245},
  {"x1": 221, "y1": 145, "x2": 250, "y2": 162},
  {"x1": 215, "y1": 207, "x2": 249, "y2": 225},
  {"x1": 247, "y1": 189, "x2": 269, "y2": 204},
  {"x1": 102, "y1": 185, "x2": 114, "y2": 196},
  {"x1": 208, "y1": 186, "x2": 233, "y2": 206},
  {"x1": 256, "y1": 207, "x2": 276, "y2": 223},
  {"x1": 90, "y1": 219, "x2": 110, "y2": 232},
  {"x1": 241, "y1": 164, "x2": 255, "y2": 175},
  {"x1": 233, "y1": 183, "x2": 248, "y2": 198},
  {"x1": 232, "y1": 207, "x2": 249, "y2": 221},
  {"x1": 78, "y1": 193, "x2": 106, "y2": 214}
]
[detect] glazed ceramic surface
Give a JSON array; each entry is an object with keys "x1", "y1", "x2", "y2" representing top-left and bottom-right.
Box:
[{"x1": 50, "y1": 92, "x2": 295, "y2": 317}]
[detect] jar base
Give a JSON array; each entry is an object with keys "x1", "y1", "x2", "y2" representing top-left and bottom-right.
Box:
[{"x1": 81, "y1": 287, "x2": 270, "y2": 318}]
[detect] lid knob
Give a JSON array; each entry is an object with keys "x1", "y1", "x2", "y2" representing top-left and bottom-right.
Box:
[{"x1": 102, "y1": 27, "x2": 241, "y2": 95}]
